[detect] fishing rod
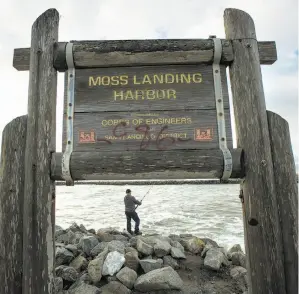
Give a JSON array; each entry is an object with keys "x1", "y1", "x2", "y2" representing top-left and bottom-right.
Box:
[{"x1": 135, "y1": 185, "x2": 153, "y2": 209}]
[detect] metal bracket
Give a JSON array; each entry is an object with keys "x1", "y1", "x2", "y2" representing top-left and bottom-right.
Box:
[
  {"x1": 211, "y1": 36, "x2": 233, "y2": 181},
  {"x1": 62, "y1": 42, "x2": 75, "y2": 186}
]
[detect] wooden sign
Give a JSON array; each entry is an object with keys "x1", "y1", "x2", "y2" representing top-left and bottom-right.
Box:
[{"x1": 62, "y1": 64, "x2": 233, "y2": 152}]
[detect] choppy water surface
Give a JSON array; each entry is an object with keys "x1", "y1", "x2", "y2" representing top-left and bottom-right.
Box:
[{"x1": 56, "y1": 184, "x2": 244, "y2": 250}]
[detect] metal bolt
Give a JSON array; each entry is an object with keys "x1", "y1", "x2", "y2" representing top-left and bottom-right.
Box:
[
  {"x1": 215, "y1": 70, "x2": 219, "y2": 73},
  {"x1": 67, "y1": 140, "x2": 71, "y2": 144},
  {"x1": 218, "y1": 99, "x2": 222, "y2": 103},
  {"x1": 69, "y1": 103, "x2": 72, "y2": 106},
  {"x1": 246, "y1": 43, "x2": 252, "y2": 48},
  {"x1": 68, "y1": 116, "x2": 72, "y2": 120},
  {"x1": 219, "y1": 112, "x2": 223, "y2": 116},
  {"x1": 221, "y1": 137, "x2": 225, "y2": 141},
  {"x1": 261, "y1": 160, "x2": 267, "y2": 166},
  {"x1": 70, "y1": 74, "x2": 73, "y2": 78}
]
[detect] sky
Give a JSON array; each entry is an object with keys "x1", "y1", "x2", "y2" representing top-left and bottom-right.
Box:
[{"x1": 0, "y1": 0, "x2": 298, "y2": 170}]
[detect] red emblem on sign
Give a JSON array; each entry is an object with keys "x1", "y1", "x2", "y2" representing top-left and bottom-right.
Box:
[
  {"x1": 194, "y1": 128, "x2": 213, "y2": 141},
  {"x1": 79, "y1": 130, "x2": 96, "y2": 143}
]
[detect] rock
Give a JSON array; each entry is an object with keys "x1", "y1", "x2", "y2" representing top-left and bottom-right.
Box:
[
  {"x1": 181, "y1": 237, "x2": 205, "y2": 255},
  {"x1": 68, "y1": 281, "x2": 101, "y2": 294},
  {"x1": 163, "y1": 255, "x2": 179, "y2": 270},
  {"x1": 116, "y1": 266, "x2": 137, "y2": 289},
  {"x1": 91, "y1": 242, "x2": 108, "y2": 257},
  {"x1": 140, "y1": 259, "x2": 163, "y2": 273},
  {"x1": 128, "y1": 236, "x2": 138, "y2": 248},
  {"x1": 154, "y1": 240, "x2": 171, "y2": 257},
  {"x1": 56, "y1": 230, "x2": 77, "y2": 244},
  {"x1": 97, "y1": 230, "x2": 115, "y2": 242},
  {"x1": 134, "y1": 266, "x2": 183, "y2": 292},
  {"x1": 137, "y1": 239, "x2": 153, "y2": 256},
  {"x1": 168, "y1": 234, "x2": 181, "y2": 241},
  {"x1": 80, "y1": 224, "x2": 88, "y2": 232},
  {"x1": 114, "y1": 234, "x2": 129, "y2": 242},
  {"x1": 79, "y1": 235, "x2": 99, "y2": 256},
  {"x1": 55, "y1": 247, "x2": 74, "y2": 266},
  {"x1": 53, "y1": 277, "x2": 63, "y2": 292},
  {"x1": 180, "y1": 233, "x2": 193, "y2": 238},
  {"x1": 170, "y1": 240, "x2": 185, "y2": 252},
  {"x1": 102, "y1": 251, "x2": 126, "y2": 276},
  {"x1": 170, "y1": 247, "x2": 186, "y2": 259},
  {"x1": 231, "y1": 251, "x2": 246, "y2": 268},
  {"x1": 227, "y1": 244, "x2": 243, "y2": 260},
  {"x1": 125, "y1": 247, "x2": 138, "y2": 255},
  {"x1": 70, "y1": 255, "x2": 88, "y2": 272},
  {"x1": 99, "y1": 281, "x2": 131, "y2": 294},
  {"x1": 65, "y1": 244, "x2": 79, "y2": 256},
  {"x1": 88, "y1": 247, "x2": 109, "y2": 283},
  {"x1": 230, "y1": 266, "x2": 247, "y2": 279},
  {"x1": 55, "y1": 225, "x2": 65, "y2": 238},
  {"x1": 108, "y1": 240, "x2": 126, "y2": 254},
  {"x1": 88, "y1": 228, "x2": 96, "y2": 234},
  {"x1": 125, "y1": 251, "x2": 140, "y2": 272},
  {"x1": 55, "y1": 265, "x2": 79, "y2": 282},
  {"x1": 69, "y1": 273, "x2": 92, "y2": 290},
  {"x1": 204, "y1": 248, "x2": 225, "y2": 271},
  {"x1": 201, "y1": 243, "x2": 213, "y2": 258},
  {"x1": 201, "y1": 238, "x2": 219, "y2": 247}
]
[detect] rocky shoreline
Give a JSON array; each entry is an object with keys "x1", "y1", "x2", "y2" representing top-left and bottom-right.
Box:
[{"x1": 54, "y1": 223, "x2": 248, "y2": 294}]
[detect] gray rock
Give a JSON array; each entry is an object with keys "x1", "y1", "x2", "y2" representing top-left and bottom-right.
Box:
[
  {"x1": 53, "y1": 277, "x2": 63, "y2": 292},
  {"x1": 170, "y1": 240, "x2": 185, "y2": 252},
  {"x1": 163, "y1": 255, "x2": 179, "y2": 269},
  {"x1": 128, "y1": 236, "x2": 138, "y2": 248},
  {"x1": 180, "y1": 237, "x2": 205, "y2": 255},
  {"x1": 79, "y1": 236, "x2": 99, "y2": 256},
  {"x1": 134, "y1": 266, "x2": 183, "y2": 292},
  {"x1": 227, "y1": 244, "x2": 243, "y2": 260},
  {"x1": 68, "y1": 281, "x2": 101, "y2": 294},
  {"x1": 125, "y1": 247, "x2": 138, "y2": 255},
  {"x1": 90, "y1": 242, "x2": 108, "y2": 258},
  {"x1": 55, "y1": 226, "x2": 65, "y2": 238},
  {"x1": 137, "y1": 239, "x2": 153, "y2": 256},
  {"x1": 201, "y1": 243, "x2": 213, "y2": 258},
  {"x1": 170, "y1": 247, "x2": 186, "y2": 259},
  {"x1": 154, "y1": 240, "x2": 171, "y2": 257},
  {"x1": 99, "y1": 281, "x2": 131, "y2": 294},
  {"x1": 230, "y1": 266, "x2": 247, "y2": 279},
  {"x1": 116, "y1": 266, "x2": 137, "y2": 289},
  {"x1": 69, "y1": 273, "x2": 92, "y2": 290},
  {"x1": 97, "y1": 230, "x2": 115, "y2": 242},
  {"x1": 201, "y1": 238, "x2": 219, "y2": 247},
  {"x1": 55, "y1": 265, "x2": 79, "y2": 282},
  {"x1": 88, "y1": 228, "x2": 96, "y2": 234},
  {"x1": 140, "y1": 259, "x2": 163, "y2": 273},
  {"x1": 102, "y1": 251, "x2": 126, "y2": 276},
  {"x1": 108, "y1": 240, "x2": 126, "y2": 254},
  {"x1": 55, "y1": 247, "x2": 74, "y2": 266},
  {"x1": 231, "y1": 251, "x2": 246, "y2": 268},
  {"x1": 114, "y1": 235, "x2": 129, "y2": 242},
  {"x1": 204, "y1": 248, "x2": 225, "y2": 271},
  {"x1": 88, "y1": 247, "x2": 109, "y2": 283},
  {"x1": 70, "y1": 255, "x2": 88, "y2": 272},
  {"x1": 125, "y1": 251, "x2": 140, "y2": 272},
  {"x1": 65, "y1": 244, "x2": 79, "y2": 256}
]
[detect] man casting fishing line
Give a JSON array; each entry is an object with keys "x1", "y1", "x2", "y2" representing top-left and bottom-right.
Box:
[{"x1": 124, "y1": 187, "x2": 152, "y2": 235}]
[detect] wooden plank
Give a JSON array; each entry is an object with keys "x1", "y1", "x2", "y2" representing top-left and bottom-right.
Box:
[
  {"x1": 62, "y1": 109, "x2": 233, "y2": 152},
  {"x1": 224, "y1": 8, "x2": 286, "y2": 294},
  {"x1": 13, "y1": 40, "x2": 277, "y2": 71},
  {"x1": 22, "y1": 8, "x2": 59, "y2": 294},
  {"x1": 267, "y1": 111, "x2": 298, "y2": 294},
  {"x1": 0, "y1": 115, "x2": 27, "y2": 294},
  {"x1": 51, "y1": 148, "x2": 244, "y2": 181},
  {"x1": 72, "y1": 64, "x2": 230, "y2": 112}
]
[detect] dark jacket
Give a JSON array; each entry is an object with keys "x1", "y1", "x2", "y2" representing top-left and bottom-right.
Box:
[{"x1": 124, "y1": 194, "x2": 141, "y2": 212}]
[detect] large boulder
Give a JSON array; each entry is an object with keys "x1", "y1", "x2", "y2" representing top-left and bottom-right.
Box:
[
  {"x1": 154, "y1": 240, "x2": 171, "y2": 257},
  {"x1": 102, "y1": 251, "x2": 126, "y2": 276},
  {"x1": 55, "y1": 247, "x2": 74, "y2": 266},
  {"x1": 231, "y1": 251, "x2": 247, "y2": 268},
  {"x1": 134, "y1": 266, "x2": 183, "y2": 292},
  {"x1": 170, "y1": 247, "x2": 186, "y2": 259},
  {"x1": 227, "y1": 244, "x2": 243, "y2": 260},
  {"x1": 68, "y1": 281, "x2": 101, "y2": 294},
  {"x1": 137, "y1": 239, "x2": 153, "y2": 256},
  {"x1": 140, "y1": 259, "x2": 163, "y2": 273},
  {"x1": 69, "y1": 255, "x2": 88, "y2": 272},
  {"x1": 163, "y1": 255, "x2": 179, "y2": 270},
  {"x1": 108, "y1": 240, "x2": 126, "y2": 254},
  {"x1": 90, "y1": 242, "x2": 108, "y2": 258},
  {"x1": 99, "y1": 281, "x2": 131, "y2": 294},
  {"x1": 88, "y1": 247, "x2": 109, "y2": 283},
  {"x1": 180, "y1": 236, "x2": 205, "y2": 255},
  {"x1": 116, "y1": 266, "x2": 138, "y2": 289},
  {"x1": 170, "y1": 240, "x2": 185, "y2": 252},
  {"x1": 125, "y1": 251, "x2": 140, "y2": 272},
  {"x1": 55, "y1": 265, "x2": 79, "y2": 282},
  {"x1": 204, "y1": 248, "x2": 225, "y2": 271},
  {"x1": 79, "y1": 236, "x2": 99, "y2": 256},
  {"x1": 97, "y1": 229, "x2": 115, "y2": 242}
]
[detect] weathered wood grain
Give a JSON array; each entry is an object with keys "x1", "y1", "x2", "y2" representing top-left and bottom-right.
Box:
[
  {"x1": 62, "y1": 109, "x2": 233, "y2": 152},
  {"x1": 13, "y1": 40, "x2": 277, "y2": 71},
  {"x1": 72, "y1": 64, "x2": 230, "y2": 112},
  {"x1": 51, "y1": 148, "x2": 243, "y2": 181},
  {"x1": 22, "y1": 8, "x2": 59, "y2": 294},
  {"x1": 224, "y1": 8, "x2": 286, "y2": 294},
  {"x1": 267, "y1": 111, "x2": 298, "y2": 294},
  {"x1": 0, "y1": 115, "x2": 27, "y2": 294}
]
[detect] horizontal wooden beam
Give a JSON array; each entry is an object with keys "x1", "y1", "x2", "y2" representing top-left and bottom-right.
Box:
[
  {"x1": 50, "y1": 148, "x2": 244, "y2": 181},
  {"x1": 13, "y1": 39, "x2": 277, "y2": 71}
]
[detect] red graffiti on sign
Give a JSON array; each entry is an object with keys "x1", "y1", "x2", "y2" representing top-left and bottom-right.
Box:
[
  {"x1": 79, "y1": 130, "x2": 96, "y2": 143},
  {"x1": 194, "y1": 128, "x2": 213, "y2": 141}
]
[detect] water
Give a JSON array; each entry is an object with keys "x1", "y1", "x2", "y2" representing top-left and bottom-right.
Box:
[{"x1": 56, "y1": 184, "x2": 244, "y2": 250}]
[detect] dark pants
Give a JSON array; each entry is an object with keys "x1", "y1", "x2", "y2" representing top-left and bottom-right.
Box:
[{"x1": 125, "y1": 211, "x2": 140, "y2": 234}]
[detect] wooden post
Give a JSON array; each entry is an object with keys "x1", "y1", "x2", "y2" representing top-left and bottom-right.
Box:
[
  {"x1": 267, "y1": 110, "x2": 298, "y2": 294},
  {"x1": 224, "y1": 8, "x2": 286, "y2": 294},
  {"x1": 22, "y1": 8, "x2": 59, "y2": 294},
  {"x1": 0, "y1": 115, "x2": 27, "y2": 294}
]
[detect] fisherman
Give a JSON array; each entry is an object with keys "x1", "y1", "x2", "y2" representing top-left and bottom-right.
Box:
[{"x1": 124, "y1": 189, "x2": 142, "y2": 235}]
